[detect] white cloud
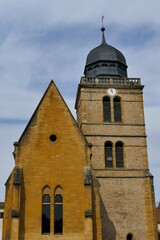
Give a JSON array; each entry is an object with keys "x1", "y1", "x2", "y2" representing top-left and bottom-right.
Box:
[{"x1": 0, "y1": 0, "x2": 160, "y2": 29}]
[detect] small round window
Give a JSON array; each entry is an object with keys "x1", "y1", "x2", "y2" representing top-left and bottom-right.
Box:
[{"x1": 49, "y1": 134, "x2": 57, "y2": 142}]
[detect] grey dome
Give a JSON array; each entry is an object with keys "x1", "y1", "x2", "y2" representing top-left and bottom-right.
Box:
[
  {"x1": 86, "y1": 44, "x2": 127, "y2": 66},
  {"x1": 84, "y1": 28, "x2": 128, "y2": 78}
]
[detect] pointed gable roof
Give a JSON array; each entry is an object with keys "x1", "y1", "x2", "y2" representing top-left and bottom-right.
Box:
[{"x1": 16, "y1": 80, "x2": 87, "y2": 146}]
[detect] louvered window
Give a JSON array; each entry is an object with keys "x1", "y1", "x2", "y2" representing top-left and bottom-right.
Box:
[
  {"x1": 103, "y1": 97, "x2": 111, "y2": 122},
  {"x1": 114, "y1": 97, "x2": 122, "y2": 122},
  {"x1": 105, "y1": 142, "x2": 113, "y2": 167},
  {"x1": 116, "y1": 142, "x2": 124, "y2": 168}
]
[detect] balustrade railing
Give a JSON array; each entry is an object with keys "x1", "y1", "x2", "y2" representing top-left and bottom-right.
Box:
[{"x1": 80, "y1": 77, "x2": 141, "y2": 86}]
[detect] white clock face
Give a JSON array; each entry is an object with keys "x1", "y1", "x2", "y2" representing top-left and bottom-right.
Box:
[{"x1": 108, "y1": 88, "x2": 116, "y2": 96}]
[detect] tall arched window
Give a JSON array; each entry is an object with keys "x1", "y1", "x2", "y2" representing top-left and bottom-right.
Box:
[
  {"x1": 54, "y1": 186, "x2": 63, "y2": 235},
  {"x1": 127, "y1": 233, "x2": 133, "y2": 240},
  {"x1": 103, "y1": 96, "x2": 111, "y2": 122},
  {"x1": 116, "y1": 141, "x2": 124, "y2": 168},
  {"x1": 114, "y1": 96, "x2": 122, "y2": 122},
  {"x1": 42, "y1": 186, "x2": 51, "y2": 234},
  {"x1": 105, "y1": 141, "x2": 113, "y2": 168}
]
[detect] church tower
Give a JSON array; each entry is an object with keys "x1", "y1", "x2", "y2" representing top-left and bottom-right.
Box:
[{"x1": 75, "y1": 26, "x2": 157, "y2": 239}]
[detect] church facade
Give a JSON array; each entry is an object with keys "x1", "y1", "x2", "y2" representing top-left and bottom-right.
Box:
[{"x1": 2, "y1": 27, "x2": 157, "y2": 240}]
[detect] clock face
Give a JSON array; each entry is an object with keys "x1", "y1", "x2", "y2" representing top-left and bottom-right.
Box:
[{"x1": 108, "y1": 88, "x2": 116, "y2": 96}]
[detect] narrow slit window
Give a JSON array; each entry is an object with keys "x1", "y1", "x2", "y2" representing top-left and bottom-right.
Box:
[
  {"x1": 103, "y1": 96, "x2": 111, "y2": 122},
  {"x1": 116, "y1": 142, "x2": 124, "y2": 168},
  {"x1": 42, "y1": 186, "x2": 51, "y2": 234},
  {"x1": 114, "y1": 97, "x2": 122, "y2": 122},
  {"x1": 54, "y1": 186, "x2": 63, "y2": 235},
  {"x1": 105, "y1": 142, "x2": 113, "y2": 168}
]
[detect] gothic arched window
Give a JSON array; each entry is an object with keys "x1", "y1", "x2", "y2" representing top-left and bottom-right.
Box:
[
  {"x1": 105, "y1": 141, "x2": 113, "y2": 168},
  {"x1": 116, "y1": 141, "x2": 124, "y2": 168},
  {"x1": 103, "y1": 96, "x2": 111, "y2": 122},
  {"x1": 54, "y1": 186, "x2": 63, "y2": 235},
  {"x1": 114, "y1": 96, "x2": 122, "y2": 122},
  {"x1": 127, "y1": 233, "x2": 133, "y2": 240},
  {"x1": 42, "y1": 186, "x2": 51, "y2": 234}
]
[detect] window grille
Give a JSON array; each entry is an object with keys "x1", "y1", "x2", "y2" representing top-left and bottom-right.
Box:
[
  {"x1": 105, "y1": 142, "x2": 113, "y2": 167},
  {"x1": 116, "y1": 142, "x2": 124, "y2": 168}
]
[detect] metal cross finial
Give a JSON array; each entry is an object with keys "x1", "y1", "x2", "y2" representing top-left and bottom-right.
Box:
[
  {"x1": 101, "y1": 16, "x2": 105, "y2": 32},
  {"x1": 101, "y1": 16, "x2": 106, "y2": 44},
  {"x1": 102, "y1": 16, "x2": 104, "y2": 28}
]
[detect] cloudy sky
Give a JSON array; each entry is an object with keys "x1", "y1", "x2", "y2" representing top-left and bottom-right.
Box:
[{"x1": 0, "y1": 0, "x2": 159, "y2": 203}]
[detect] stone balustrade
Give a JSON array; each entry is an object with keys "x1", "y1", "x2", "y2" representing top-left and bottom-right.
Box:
[{"x1": 80, "y1": 77, "x2": 141, "y2": 86}]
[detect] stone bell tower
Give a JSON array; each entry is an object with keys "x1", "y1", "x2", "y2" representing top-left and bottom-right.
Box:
[{"x1": 75, "y1": 26, "x2": 157, "y2": 240}]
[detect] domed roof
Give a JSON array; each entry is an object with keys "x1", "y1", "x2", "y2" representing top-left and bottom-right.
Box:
[
  {"x1": 84, "y1": 27, "x2": 128, "y2": 78},
  {"x1": 86, "y1": 43, "x2": 127, "y2": 66}
]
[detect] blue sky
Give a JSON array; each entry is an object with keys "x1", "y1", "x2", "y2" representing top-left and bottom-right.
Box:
[{"x1": 0, "y1": 0, "x2": 160, "y2": 203}]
